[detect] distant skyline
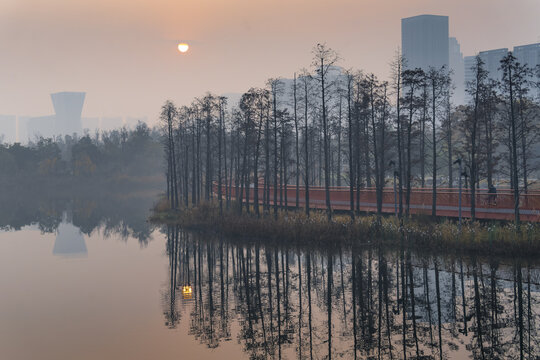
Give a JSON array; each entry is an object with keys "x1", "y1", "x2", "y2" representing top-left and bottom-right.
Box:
[{"x1": 1, "y1": 0, "x2": 540, "y2": 125}]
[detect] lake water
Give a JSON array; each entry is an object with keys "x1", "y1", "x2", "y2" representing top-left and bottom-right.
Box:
[{"x1": 1, "y1": 197, "x2": 539, "y2": 359}]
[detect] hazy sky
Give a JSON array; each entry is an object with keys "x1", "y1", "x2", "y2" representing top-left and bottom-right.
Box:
[{"x1": 1, "y1": 0, "x2": 539, "y2": 124}]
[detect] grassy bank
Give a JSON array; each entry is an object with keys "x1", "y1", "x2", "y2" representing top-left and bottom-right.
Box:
[{"x1": 149, "y1": 199, "x2": 540, "y2": 257}]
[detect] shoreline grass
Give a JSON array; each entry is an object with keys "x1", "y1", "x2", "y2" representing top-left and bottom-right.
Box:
[{"x1": 149, "y1": 198, "x2": 540, "y2": 258}]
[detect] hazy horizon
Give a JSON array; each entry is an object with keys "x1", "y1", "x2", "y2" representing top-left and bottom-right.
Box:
[
  {"x1": 1, "y1": 3, "x2": 540, "y2": 359},
  {"x1": 2, "y1": 0, "x2": 540, "y2": 124}
]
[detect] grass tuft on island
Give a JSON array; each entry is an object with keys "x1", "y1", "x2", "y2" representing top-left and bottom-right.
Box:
[{"x1": 149, "y1": 198, "x2": 540, "y2": 257}]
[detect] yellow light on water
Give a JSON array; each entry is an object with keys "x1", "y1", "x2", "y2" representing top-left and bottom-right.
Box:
[{"x1": 182, "y1": 285, "x2": 193, "y2": 299}]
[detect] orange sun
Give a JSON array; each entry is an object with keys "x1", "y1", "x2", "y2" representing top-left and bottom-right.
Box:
[{"x1": 177, "y1": 43, "x2": 189, "y2": 53}]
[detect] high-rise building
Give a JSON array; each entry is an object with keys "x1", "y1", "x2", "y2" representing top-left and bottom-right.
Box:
[
  {"x1": 463, "y1": 49, "x2": 508, "y2": 102},
  {"x1": 401, "y1": 15, "x2": 449, "y2": 71},
  {"x1": 514, "y1": 43, "x2": 540, "y2": 70},
  {"x1": 513, "y1": 42, "x2": 540, "y2": 97},
  {"x1": 17, "y1": 116, "x2": 31, "y2": 143},
  {"x1": 463, "y1": 56, "x2": 477, "y2": 99},
  {"x1": 449, "y1": 37, "x2": 465, "y2": 104},
  {"x1": 15, "y1": 92, "x2": 86, "y2": 143},
  {"x1": 478, "y1": 48, "x2": 509, "y2": 82},
  {"x1": 51, "y1": 92, "x2": 85, "y2": 135},
  {"x1": 27, "y1": 115, "x2": 55, "y2": 140},
  {"x1": 0, "y1": 115, "x2": 17, "y2": 144}
]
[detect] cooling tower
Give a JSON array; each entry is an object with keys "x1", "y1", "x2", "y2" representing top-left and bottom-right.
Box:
[{"x1": 50, "y1": 91, "x2": 85, "y2": 136}]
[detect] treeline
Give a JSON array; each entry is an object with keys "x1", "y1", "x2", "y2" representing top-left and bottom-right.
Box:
[
  {"x1": 0, "y1": 122, "x2": 163, "y2": 185},
  {"x1": 0, "y1": 188, "x2": 156, "y2": 245},
  {"x1": 161, "y1": 44, "x2": 540, "y2": 226}
]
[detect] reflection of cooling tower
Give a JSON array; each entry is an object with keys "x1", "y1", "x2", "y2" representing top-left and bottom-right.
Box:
[
  {"x1": 51, "y1": 92, "x2": 85, "y2": 135},
  {"x1": 53, "y1": 220, "x2": 87, "y2": 257}
]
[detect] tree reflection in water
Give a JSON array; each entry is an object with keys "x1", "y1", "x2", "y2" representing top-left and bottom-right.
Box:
[
  {"x1": 0, "y1": 192, "x2": 157, "y2": 245},
  {"x1": 163, "y1": 226, "x2": 540, "y2": 359}
]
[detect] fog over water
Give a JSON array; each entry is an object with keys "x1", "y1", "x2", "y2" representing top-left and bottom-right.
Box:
[{"x1": 1, "y1": 193, "x2": 539, "y2": 359}]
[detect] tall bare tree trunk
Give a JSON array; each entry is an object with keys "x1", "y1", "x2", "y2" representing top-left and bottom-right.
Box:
[
  {"x1": 346, "y1": 73, "x2": 355, "y2": 220},
  {"x1": 293, "y1": 74, "x2": 300, "y2": 209},
  {"x1": 273, "y1": 85, "x2": 279, "y2": 219},
  {"x1": 446, "y1": 99, "x2": 453, "y2": 188},
  {"x1": 337, "y1": 94, "x2": 342, "y2": 187},
  {"x1": 303, "y1": 76, "x2": 310, "y2": 217},
  {"x1": 320, "y1": 57, "x2": 332, "y2": 220},
  {"x1": 253, "y1": 115, "x2": 263, "y2": 217},
  {"x1": 218, "y1": 99, "x2": 224, "y2": 214},
  {"x1": 502, "y1": 54, "x2": 521, "y2": 227}
]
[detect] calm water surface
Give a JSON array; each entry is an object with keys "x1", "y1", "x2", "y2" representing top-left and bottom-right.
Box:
[{"x1": 1, "y1": 198, "x2": 539, "y2": 359}]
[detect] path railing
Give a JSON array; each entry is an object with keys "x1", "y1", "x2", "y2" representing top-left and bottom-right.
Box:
[{"x1": 215, "y1": 185, "x2": 540, "y2": 222}]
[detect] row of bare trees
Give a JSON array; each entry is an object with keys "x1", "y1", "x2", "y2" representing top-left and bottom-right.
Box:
[
  {"x1": 161, "y1": 44, "x2": 540, "y2": 225},
  {"x1": 460, "y1": 53, "x2": 540, "y2": 226}
]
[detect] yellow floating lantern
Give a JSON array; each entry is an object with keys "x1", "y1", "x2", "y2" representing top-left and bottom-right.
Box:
[{"x1": 182, "y1": 285, "x2": 193, "y2": 300}]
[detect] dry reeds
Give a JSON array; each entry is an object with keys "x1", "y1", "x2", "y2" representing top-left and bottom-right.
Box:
[{"x1": 149, "y1": 200, "x2": 540, "y2": 256}]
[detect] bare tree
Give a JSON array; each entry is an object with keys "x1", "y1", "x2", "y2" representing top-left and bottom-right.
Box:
[
  {"x1": 161, "y1": 100, "x2": 179, "y2": 209},
  {"x1": 345, "y1": 70, "x2": 356, "y2": 220},
  {"x1": 268, "y1": 78, "x2": 284, "y2": 219},
  {"x1": 312, "y1": 43, "x2": 339, "y2": 220},
  {"x1": 500, "y1": 53, "x2": 521, "y2": 226},
  {"x1": 466, "y1": 56, "x2": 488, "y2": 221},
  {"x1": 244, "y1": 88, "x2": 270, "y2": 217},
  {"x1": 513, "y1": 62, "x2": 535, "y2": 193},
  {"x1": 217, "y1": 97, "x2": 227, "y2": 215},
  {"x1": 419, "y1": 82, "x2": 428, "y2": 188},
  {"x1": 292, "y1": 73, "x2": 300, "y2": 209},
  {"x1": 390, "y1": 51, "x2": 405, "y2": 219},
  {"x1": 198, "y1": 94, "x2": 216, "y2": 202},
  {"x1": 336, "y1": 81, "x2": 344, "y2": 187},
  {"x1": 480, "y1": 79, "x2": 499, "y2": 190},
  {"x1": 298, "y1": 70, "x2": 312, "y2": 216},
  {"x1": 427, "y1": 66, "x2": 450, "y2": 218},
  {"x1": 402, "y1": 68, "x2": 425, "y2": 217},
  {"x1": 366, "y1": 74, "x2": 388, "y2": 218}
]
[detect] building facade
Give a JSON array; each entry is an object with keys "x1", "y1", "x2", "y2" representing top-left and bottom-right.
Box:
[
  {"x1": 463, "y1": 55, "x2": 476, "y2": 95},
  {"x1": 463, "y1": 43, "x2": 539, "y2": 100},
  {"x1": 0, "y1": 115, "x2": 17, "y2": 144},
  {"x1": 402, "y1": 15, "x2": 449, "y2": 71},
  {"x1": 514, "y1": 42, "x2": 540, "y2": 98},
  {"x1": 514, "y1": 42, "x2": 540, "y2": 71},
  {"x1": 449, "y1": 37, "x2": 465, "y2": 104},
  {"x1": 478, "y1": 48, "x2": 509, "y2": 82}
]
